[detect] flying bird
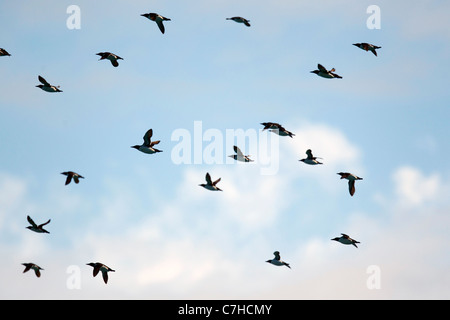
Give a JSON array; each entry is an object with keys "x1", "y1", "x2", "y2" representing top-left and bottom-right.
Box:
[
  {"x1": 61, "y1": 171, "x2": 84, "y2": 185},
  {"x1": 141, "y1": 13, "x2": 171, "y2": 34},
  {"x1": 96, "y1": 52, "x2": 123, "y2": 67},
  {"x1": 22, "y1": 263, "x2": 44, "y2": 277},
  {"x1": 229, "y1": 145, "x2": 253, "y2": 162},
  {"x1": 26, "y1": 215, "x2": 50, "y2": 234},
  {"x1": 199, "y1": 172, "x2": 222, "y2": 191},
  {"x1": 337, "y1": 172, "x2": 363, "y2": 196},
  {"x1": 299, "y1": 149, "x2": 323, "y2": 165},
  {"x1": 260, "y1": 122, "x2": 295, "y2": 138},
  {"x1": 36, "y1": 75, "x2": 62, "y2": 92},
  {"x1": 226, "y1": 16, "x2": 251, "y2": 27},
  {"x1": 353, "y1": 43, "x2": 381, "y2": 56},
  {"x1": 311, "y1": 64, "x2": 342, "y2": 79},
  {"x1": 331, "y1": 233, "x2": 360, "y2": 248},
  {"x1": 131, "y1": 128, "x2": 162, "y2": 154},
  {"x1": 266, "y1": 251, "x2": 291, "y2": 269},
  {"x1": 87, "y1": 262, "x2": 115, "y2": 284},
  {"x1": 0, "y1": 48, "x2": 11, "y2": 56}
]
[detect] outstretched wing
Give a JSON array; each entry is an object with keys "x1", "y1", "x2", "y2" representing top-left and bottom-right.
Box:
[
  {"x1": 92, "y1": 264, "x2": 101, "y2": 277},
  {"x1": 156, "y1": 20, "x2": 165, "y2": 34},
  {"x1": 205, "y1": 172, "x2": 213, "y2": 185},
  {"x1": 348, "y1": 180, "x2": 356, "y2": 196},
  {"x1": 22, "y1": 264, "x2": 32, "y2": 273},
  {"x1": 143, "y1": 129, "x2": 153, "y2": 146},
  {"x1": 318, "y1": 64, "x2": 327, "y2": 73},
  {"x1": 233, "y1": 145, "x2": 243, "y2": 157},
  {"x1": 273, "y1": 251, "x2": 281, "y2": 261},
  {"x1": 150, "y1": 140, "x2": 160, "y2": 147},
  {"x1": 65, "y1": 174, "x2": 73, "y2": 185},
  {"x1": 306, "y1": 149, "x2": 314, "y2": 159},
  {"x1": 27, "y1": 215, "x2": 37, "y2": 228},
  {"x1": 212, "y1": 177, "x2": 221, "y2": 186},
  {"x1": 102, "y1": 270, "x2": 109, "y2": 284},
  {"x1": 38, "y1": 75, "x2": 50, "y2": 86},
  {"x1": 39, "y1": 219, "x2": 51, "y2": 228}
]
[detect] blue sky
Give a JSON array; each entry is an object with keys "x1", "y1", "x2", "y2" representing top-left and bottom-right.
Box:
[{"x1": 0, "y1": 0, "x2": 449, "y2": 299}]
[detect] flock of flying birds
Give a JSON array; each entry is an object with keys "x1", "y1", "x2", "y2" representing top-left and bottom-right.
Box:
[{"x1": 1, "y1": 11, "x2": 381, "y2": 282}]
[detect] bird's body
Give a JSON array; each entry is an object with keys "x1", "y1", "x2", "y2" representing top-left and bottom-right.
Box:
[
  {"x1": 131, "y1": 129, "x2": 162, "y2": 154},
  {"x1": 229, "y1": 145, "x2": 253, "y2": 162},
  {"x1": 269, "y1": 127, "x2": 295, "y2": 138},
  {"x1": 266, "y1": 251, "x2": 291, "y2": 269},
  {"x1": 96, "y1": 52, "x2": 123, "y2": 67},
  {"x1": 22, "y1": 263, "x2": 44, "y2": 277},
  {"x1": 36, "y1": 75, "x2": 62, "y2": 92},
  {"x1": 199, "y1": 172, "x2": 222, "y2": 191},
  {"x1": 353, "y1": 43, "x2": 381, "y2": 56},
  {"x1": 0, "y1": 48, "x2": 11, "y2": 56},
  {"x1": 87, "y1": 262, "x2": 115, "y2": 284},
  {"x1": 141, "y1": 13, "x2": 171, "y2": 34},
  {"x1": 61, "y1": 171, "x2": 84, "y2": 185},
  {"x1": 226, "y1": 16, "x2": 251, "y2": 27},
  {"x1": 337, "y1": 172, "x2": 363, "y2": 196},
  {"x1": 311, "y1": 64, "x2": 342, "y2": 79},
  {"x1": 332, "y1": 233, "x2": 360, "y2": 248},
  {"x1": 299, "y1": 149, "x2": 323, "y2": 165}
]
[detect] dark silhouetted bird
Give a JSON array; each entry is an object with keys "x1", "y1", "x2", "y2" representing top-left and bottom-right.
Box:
[
  {"x1": 266, "y1": 251, "x2": 291, "y2": 269},
  {"x1": 226, "y1": 16, "x2": 251, "y2": 27},
  {"x1": 311, "y1": 64, "x2": 342, "y2": 79},
  {"x1": 96, "y1": 52, "x2": 123, "y2": 67},
  {"x1": 353, "y1": 43, "x2": 381, "y2": 56},
  {"x1": 26, "y1": 215, "x2": 50, "y2": 234},
  {"x1": 337, "y1": 172, "x2": 363, "y2": 196},
  {"x1": 141, "y1": 13, "x2": 171, "y2": 34},
  {"x1": 61, "y1": 171, "x2": 84, "y2": 185},
  {"x1": 87, "y1": 262, "x2": 115, "y2": 284},
  {"x1": 22, "y1": 263, "x2": 44, "y2": 277},
  {"x1": 331, "y1": 233, "x2": 360, "y2": 248},
  {"x1": 36, "y1": 75, "x2": 62, "y2": 92},
  {"x1": 131, "y1": 129, "x2": 162, "y2": 154}
]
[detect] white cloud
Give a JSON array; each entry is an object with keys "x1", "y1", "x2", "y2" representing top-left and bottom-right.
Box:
[
  {"x1": 2, "y1": 132, "x2": 449, "y2": 299},
  {"x1": 393, "y1": 166, "x2": 441, "y2": 206},
  {"x1": 0, "y1": 174, "x2": 28, "y2": 227}
]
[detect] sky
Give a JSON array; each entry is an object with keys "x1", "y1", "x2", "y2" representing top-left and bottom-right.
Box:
[{"x1": 0, "y1": 0, "x2": 449, "y2": 300}]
